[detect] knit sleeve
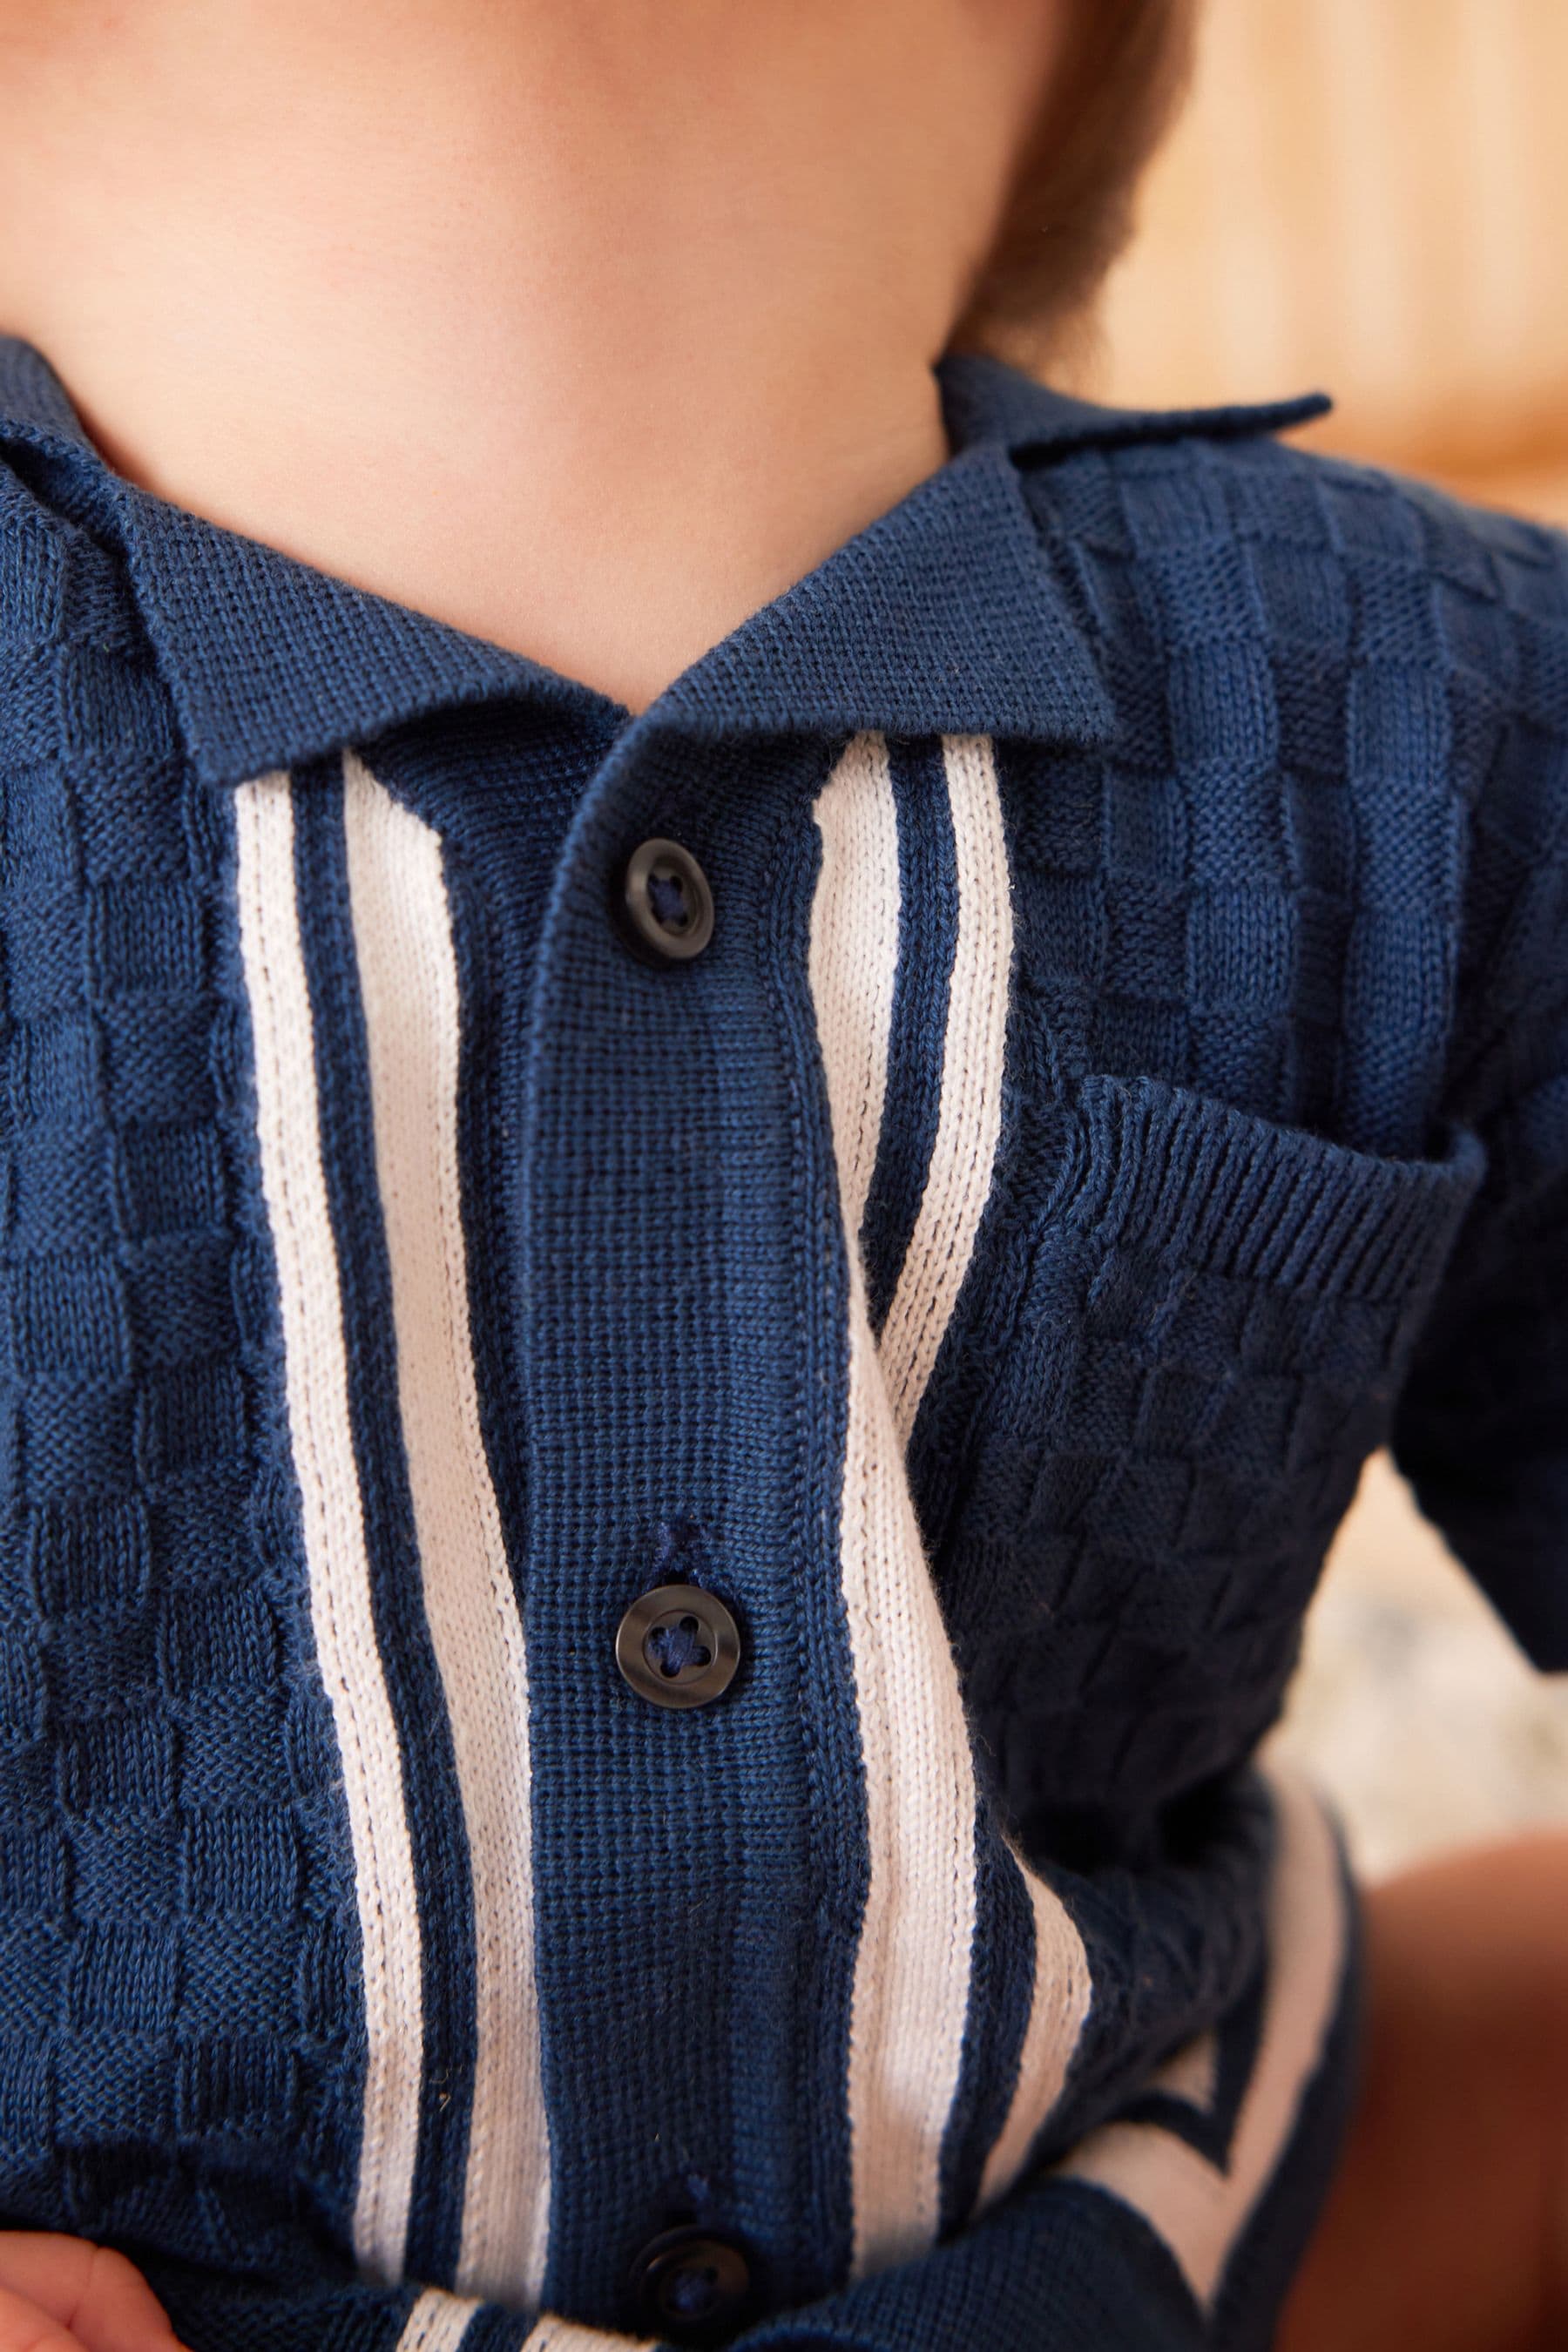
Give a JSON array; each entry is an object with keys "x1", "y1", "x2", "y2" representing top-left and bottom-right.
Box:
[
  {"x1": 1388, "y1": 738, "x2": 1568, "y2": 1666},
  {"x1": 1389, "y1": 1033, "x2": 1568, "y2": 1666}
]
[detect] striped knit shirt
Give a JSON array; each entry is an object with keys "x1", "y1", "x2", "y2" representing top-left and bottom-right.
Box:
[{"x1": 0, "y1": 329, "x2": 1565, "y2": 2352}]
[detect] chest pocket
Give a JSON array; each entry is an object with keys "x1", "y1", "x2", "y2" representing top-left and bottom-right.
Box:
[{"x1": 930, "y1": 1071, "x2": 1486, "y2": 1841}]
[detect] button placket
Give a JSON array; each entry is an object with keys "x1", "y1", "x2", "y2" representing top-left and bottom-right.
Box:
[{"x1": 522, "y1": 730, "x2": 836, "y2": 2320}]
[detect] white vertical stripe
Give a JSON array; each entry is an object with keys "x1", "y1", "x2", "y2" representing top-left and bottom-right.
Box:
[
  {"x1": 395, "y1": 2288, "x2": 483, "y2": 2352},
  {"x1": 848, "y1": 729, "x2": 1092, "y2": 2226},
  {"x1": 395, "y1": 2293, "x2": 656, "y2": 2352},
  {"x1": 235, "y1": 774, "x2": 423, "y2": 2284},
  {"x1": 1055, "y1": 1766, "x2": 1348, "y2": 2306},
  {"x1": 974, "y1": 1861, "x2": 1094, "y2": 2214},
  {"x1": 521, "y1": 2320, "x2": 660, "y2": 2351},
  {"x1": 810, "y1": 733, "x2": 977, "y2": 2278},
  {"x1": 879, "y1": 733, "x2": 1016, "y2": 1447},
  {"x1": 814, "y1": 732, "x2": 902, "y2": 1236},
  {"x1": 343, "y1": 751, "x2": 551, "y2": 2305}
]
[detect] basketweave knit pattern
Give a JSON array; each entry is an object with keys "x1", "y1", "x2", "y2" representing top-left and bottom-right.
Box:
[
  {"x1": 0, "y1": 453, "x2": 364, "y2": 2274},
  {"x1": 902, "y1": 430, "x2": 1568, "y2": 1889}
]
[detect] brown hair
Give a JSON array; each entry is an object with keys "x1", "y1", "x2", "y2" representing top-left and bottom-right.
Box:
[{"x1": 955, "y1": 0, "x2": 1200, "y2": 365}]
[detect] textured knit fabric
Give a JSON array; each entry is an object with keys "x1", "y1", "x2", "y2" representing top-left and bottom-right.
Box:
[{"x1": 0, "y1": 331, "x2": 1565, "y2": 2352}]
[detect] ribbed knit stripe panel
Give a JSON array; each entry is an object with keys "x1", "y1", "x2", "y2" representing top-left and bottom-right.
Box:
[
  {"x1": 878, "y1": 734, "x2": 1017, "y2": 1448},
  {"x1": 808, "y1": 733, "x2": 1093, "y2": 2279},
  {"x1": 341, "y1": 752, "x2": 551, "y2": 2304},
  {"x1": 973, "y1": 1858, "x2": 1098, "y2": 2216},
  {"x1": 395, "y1": 2287, "x2": 484, "y2": 2352},
  {"x1": 394, "y1": 2286, "x2": 659, "y2": 2351},
  {"x1": 234, "y1": 773, "x2": 425, "y2": 2283},
  {"x1": 291, "y1": 767, "x2": 479, "y2": 2287},
  {"x1": 808, "y1": 732, "x2": 977, "y2": 2276},
  {"x1": 237, "y1": 760, "x2": 553, "y2": 2304}
]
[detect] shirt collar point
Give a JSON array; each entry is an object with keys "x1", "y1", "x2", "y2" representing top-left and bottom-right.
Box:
[
  {"x1": 0, "y1": 335, "x2": 100, "y2": 463},
  {"x1": 936, "y1": 348, "x2": 1334, "y2": 457}
]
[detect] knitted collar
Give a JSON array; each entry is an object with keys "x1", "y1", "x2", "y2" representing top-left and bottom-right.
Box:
[{"x1": 0, "y1": 333, "x2": 1326, "y2": 788}]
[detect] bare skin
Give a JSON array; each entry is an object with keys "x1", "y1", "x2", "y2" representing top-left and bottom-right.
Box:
[
  {"x1": 1279, "y1": 1835, "x2": 1568, "y2": 2352},
  {"x1": 0, "y1": 0, "x2": 1058, "y2": 712},
  {"x1": 1, "y1": 7, "x2": 1565, "y2": 2349},
  {"x1": 0, "y1": 2234, "x2": 185, "y2": 2352}
]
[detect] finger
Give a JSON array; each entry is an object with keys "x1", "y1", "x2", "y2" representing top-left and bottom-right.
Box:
[
  {"x1": 70, "y1": 2243, "x2": 185, "y2": 2352},
  {"x1": 0, "y1": 2281, "x2": 86, "y2": 2352},
  {"x1": 0, "y1": 2241, "x2": 184, "y2": 2352}
]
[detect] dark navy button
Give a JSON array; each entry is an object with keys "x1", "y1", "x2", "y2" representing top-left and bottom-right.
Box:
[
  {"x1": 629, "y1": 2227, "x2": 752, "y2": 2342},
  {"x1": 620, "y1": 838, "x2": 714, "y2": 962},
  {"x1": 615, "y1": 1585, "x2": 740, "y2": 1710}
]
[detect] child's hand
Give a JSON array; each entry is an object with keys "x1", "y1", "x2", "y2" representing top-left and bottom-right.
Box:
[{"x1": 0, "y1": 2234, "x2": 187, "y2": 2352}]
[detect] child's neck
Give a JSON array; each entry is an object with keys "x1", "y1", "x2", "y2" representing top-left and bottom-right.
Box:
[{"x1": 0, "y1": 1, "x2": 1055, "y2": 712}]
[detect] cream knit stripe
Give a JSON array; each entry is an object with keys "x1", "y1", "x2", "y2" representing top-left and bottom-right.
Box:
[
  {"x1": 521, "y1": 2321, "x2": 660, "y2": 2351},
  {"x1": 235, "y1": 774, "x2": 423, "y2": 2285},
  {"x1": 395, "y1": 2288, "x2": 483, "y2": 2352},
  {"x1": 344, "y1": 753, "x2": 551, "y2": 2306},
  {"x1": 974, "y1": 1860, "x2": 1093, "y2": 2215},
  {"x1": 879, "y1": 733, "x2": 1015, "y2": 1447},
  {"x1": 860, "y1": 732, "x2": 1092, "y2": 2220},
  {"x1": 815, "y1": 733, "x2": 902, "y2": 1233},
  {"x1": 810, "y1": 733, "x2": 977, "y2": 2281},
  {"x1": 393, "y1": 2292, "x2": 656, "y2": 2351},
  {"x1": 1056, "y1": 1766, "x2": 1348, "y2": 2306}
]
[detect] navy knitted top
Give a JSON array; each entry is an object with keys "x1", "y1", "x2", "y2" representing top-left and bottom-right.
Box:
[{"x1": 0, "y1": 331, "x2": 1565, "y2": 2352}]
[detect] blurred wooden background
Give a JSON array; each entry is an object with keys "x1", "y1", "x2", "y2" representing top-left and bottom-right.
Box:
[
  {"x1": 1094, "y1": 0, "x2": 1568, "y2": 524},
  {"x1": 1087, "y1": 0, "x2": 1568, "y2": 1871}
]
